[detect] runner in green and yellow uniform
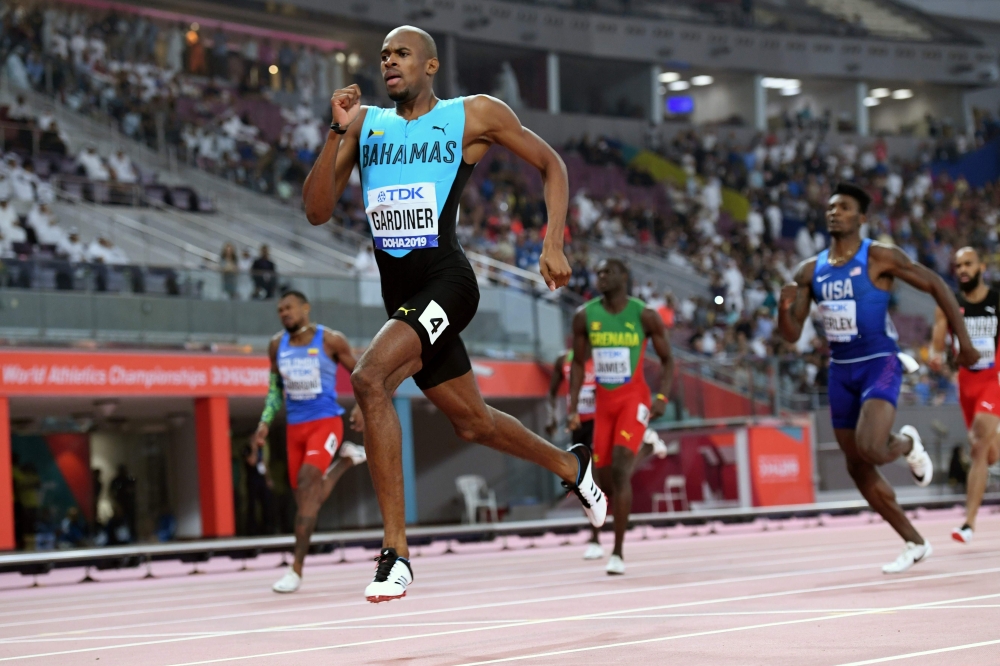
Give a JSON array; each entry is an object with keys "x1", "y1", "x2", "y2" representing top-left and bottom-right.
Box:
[{"x1": 568, "y1": 258, "x2": 674, "y2": 574}]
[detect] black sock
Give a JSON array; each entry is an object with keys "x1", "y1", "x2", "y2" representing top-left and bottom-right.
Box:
[{"x1": 961, "y1": 523, "x2": 972, "y2": 531}]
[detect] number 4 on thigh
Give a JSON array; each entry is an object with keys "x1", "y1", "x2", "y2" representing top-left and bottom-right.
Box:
[{"x1": 323, "y1": 433, "x2": 340, "y2": 456}]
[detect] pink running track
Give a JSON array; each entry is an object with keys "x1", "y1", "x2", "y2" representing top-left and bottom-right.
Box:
[{"x1": 1, "y1": 507, "x2": 998, "y2": 665}]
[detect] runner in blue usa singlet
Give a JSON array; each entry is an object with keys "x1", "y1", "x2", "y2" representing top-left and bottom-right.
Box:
[
  {"x1": 779, "y1": 182, "x2": 979, "y2": 573},
  {"x1": 811, "y1": 237, "x2": 901, "y2": 429},
  {"x1": 302, "y1": 26, "x2": 605, "y2": 603}
]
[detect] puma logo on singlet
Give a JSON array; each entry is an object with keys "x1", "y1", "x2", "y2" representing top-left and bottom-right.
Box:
[
  {"x1": 397, "y1": 307, "x2": 416, "y2": 316},
  {"x1": 432, "y1": 124, "x2": 448, "y2": 134},
  {"x1": 620, "y1": 431, "x2": 632, "y2": 441}
]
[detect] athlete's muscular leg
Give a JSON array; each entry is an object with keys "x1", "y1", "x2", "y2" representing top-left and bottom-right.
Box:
[
  {"x1": 965, "y1": 413, "x2": 1000, "y2": 529},
  {"x1": 290, "y1": 457, "x2": 354, "y2": 575},
  {"x1": 608, "y1": 446, "x2": 635, "y2": 558},
  {"x1": 836, "y1": 427, "x2": 924, "y2": 544},
  {"x1": 424, "y1": 371, "x2": 580, "y2": 484},
  {"x1": 853, "y1": 399, "x2": 913, "y2": 466},
  {"x1": 350, "y1": 321, "x2": 424, "y2": 559}
]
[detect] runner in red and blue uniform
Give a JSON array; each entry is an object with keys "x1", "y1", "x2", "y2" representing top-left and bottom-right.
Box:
[{"x1": 254, "y1": 291, "x2": 367, "y2": 593}]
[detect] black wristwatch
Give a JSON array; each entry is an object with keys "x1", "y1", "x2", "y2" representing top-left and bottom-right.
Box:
[{"x1": 330, "y1": 122, "x2": 348, "y2": 135}]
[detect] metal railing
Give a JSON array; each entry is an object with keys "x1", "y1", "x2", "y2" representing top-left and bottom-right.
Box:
[
  {"x1": 0, "y1": 261, "x2": 566, "y2": 358},
  {"x1": 664, "y1": 349, "x2": 829, "y2": 424}
]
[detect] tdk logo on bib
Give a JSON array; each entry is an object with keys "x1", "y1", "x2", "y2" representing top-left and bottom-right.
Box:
[{"x1": 366, "y1": 182, "x2": 439, "y2": 251}]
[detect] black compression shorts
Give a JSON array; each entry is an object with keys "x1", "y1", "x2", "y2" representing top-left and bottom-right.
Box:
[
  {"x1": 571, "y1": 419, "x2": 595, "y2": 450},
  {"x1": 383, "y1": 250, "x2": 480, "y2": 390}
]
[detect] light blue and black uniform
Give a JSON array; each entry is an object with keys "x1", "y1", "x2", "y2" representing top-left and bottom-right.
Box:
[
  {"x1": 811, "y1": 238, "x2": 901, "y2": 429},
  {"x1": 277, "y1": 325, "x2": 344, "y2": 424},
  {"x1": 358, "y1": 97, "x2": 479, "y2": 389}
]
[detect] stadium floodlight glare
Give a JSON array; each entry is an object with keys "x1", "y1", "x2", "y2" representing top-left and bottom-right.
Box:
[
  {"x1": 668, "y1": 81, "x2": 690, "y2": 91},
  {"x1": 892, "y1": 89, "x2": 914, "y2": 99},
  {"x1": 335, "y1": 52, "x2": 347, "y2": 64},
  {"x1": 268, "y1": 65, "x2": 279, "y2": 75},
  {"x1": 714, "y1": 295, "x2": 724, "y2": 305},
  {"x1": 871, "y1": 88, "x2": 891, "y2": 98},
  {"x1": 863, "y1": 97, "x2": 880, "y2": 107},
  {"x1": 691, "y1": 75, "x2": 714, "y2": 86},
  {"x1": 761, "y1": 77, "x2": 801, "y2": 90},
  {"x1": 780, "y1": 87, "x2": 801, "y2": 96},
  {"x1": 658, "y1": 71, "x2": 681, "y2": 83}
]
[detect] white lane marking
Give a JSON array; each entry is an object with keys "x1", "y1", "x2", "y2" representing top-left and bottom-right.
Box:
[
  {"x1": 166, "y1": 589, "x2": 1000, "y2": 666},
  {"x1": 1, "y1": 524, "x2": 903, "y2": 612},
  {"x1": 8, "y1": 562, "x2": 999, "y2": 664},
  {"x1": 454, "y1": 592, "x2": 1000, "y2": 665},
  {"x1": 834, "y1": 639, "x2": 1000, "y2": 665},
  {"x1": 0, "y1": 538, "x2": 916, "y2": 635},
  {"x1": 4, "y1": 513, "x2": 994, "y2": 613},
  {"x1": 0, "y1": 534, "x2": 894, "y2": 619},
  {"x1": 4, "y1": 521, "x2": 997, "y2": 643}
]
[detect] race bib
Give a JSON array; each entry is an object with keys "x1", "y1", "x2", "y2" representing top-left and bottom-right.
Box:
[
  {"x1": 972, "y1": 336, "x2": 996, "y2": 370},
  {"x1": 366, "y1": 182, "x2": 438, "y2": 251},
  {"x1": 819, "y1": 300, "x2": 858, "y2": 343},
  {"x1": 279, "y1": 357, "x2": 322, "y2": 400},
  {"x1": 593, "y1": 347, "x2": 632, "y2": 384},
  {"x1": 578, "y1": 386, "x2": 596, "y2": 415}
]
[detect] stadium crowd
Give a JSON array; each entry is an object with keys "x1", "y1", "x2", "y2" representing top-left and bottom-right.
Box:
[{"x1": 5, "y1": 1, "x2": 1000, "y2": 405}]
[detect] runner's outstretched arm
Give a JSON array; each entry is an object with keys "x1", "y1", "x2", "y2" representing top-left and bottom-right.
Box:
[
  {"x1": 566, "y1": 308, "x2": 590, "y2": 432},
  {"x1": 641, "y1": 307, "x2": 674, "y2": 421},
  {"x1": 324, "y1": 329, "x2": 364, "y2": 431},
  {"x1": 302, "y1": 84, "x2": 364, "y2": 225},
  {"x1": 464, "y1": 95, "x2": 571, "y2": 290},
  {"x1": 873, "y1": 245, "x2": 978, "y2": 368},
  {"x1": 254, "y1": 336, "x2": 283, "y2": 447},
  {"x1": 778, "y1": 260, "x2": 815, "y2": 343},
  {"x1": 929, "y1": 306, "x2": 948, "y2": 372},
  {"x1": 546, "y1": 353, "x2": 568, "y2": 437}
]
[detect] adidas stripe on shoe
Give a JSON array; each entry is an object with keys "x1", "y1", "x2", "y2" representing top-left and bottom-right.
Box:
[
  {"x1": 563, "y1": 444, "x2": 607, "y2": 528},
  {"x1": 364, "y1": 548, "x2": 413, "y2": 603}
]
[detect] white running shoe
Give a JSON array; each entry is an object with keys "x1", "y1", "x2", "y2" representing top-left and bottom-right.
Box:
[
  {"x1": 583, "y1": 542, "x2": 605, "y2": 560},
  {"x1": 900, "y1": 425, "x2": 933, "y2": 487},
  {"x1": 272, "y1": 567, "x2": 301, "y2": 593},
  {"x1": 882, "y1": 540, "x2": 932, "y2": 574},
  {"x1": 564, "y1": 444, "x2": 607, "y2": 528},
  {"x1": 952, "y1": 525, "x2": 974, "y2": 544},
  {"x1": 644, "y1": 428, "x2": 669, "y2": 458},
  {"x1": 339, "y1": 441, "x2": 367, "y2": 466},
  {"x1": 365, "y1": 548, "x2": 413, "y2": 603},
  {"x1": 606, "y1": 555, "x2": 625, "y2": 575}
]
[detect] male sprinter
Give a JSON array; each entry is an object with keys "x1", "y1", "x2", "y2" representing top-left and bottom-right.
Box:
[
  {"x1": 567, "y1": 258, "x2": 674, "y2": 575},
  {"x1": 549, "y1": 344, "x2": 669, "y2": 561},
  {"x1": 779, "y1": 183, "x2": 979, "y2": 573},
  {"x1": 929, "y1": 247, "x2": 1000, "y2": 543},
  {"x1": 254, "y1": 291, "x2": 368, "y2": 593},
  {"x1": 302, "y1": 26, "x2": 606, "y2": 602}
]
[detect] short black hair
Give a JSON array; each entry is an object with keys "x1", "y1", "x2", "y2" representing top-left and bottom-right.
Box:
[
  {"x1": 833, "y1": 182, "x2": 871, "y2": 214},
  {"x1": 280, "y1": 290, "x2": 309, "y2": 304},
  {"x1": 601, "y1": 257, "x2": 629, "y2": 275}
]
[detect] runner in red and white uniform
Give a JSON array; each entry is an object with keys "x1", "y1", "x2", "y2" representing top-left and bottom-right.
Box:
[{"x1": 931, "y1": 247, "x2": 1000, "y2": 544}]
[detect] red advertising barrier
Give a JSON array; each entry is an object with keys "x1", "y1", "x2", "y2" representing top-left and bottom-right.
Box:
[
  {"x1": 0, "y1": 350, "x2": 271, "y2": 398},
  {"x1": 747, "y1": 421, "x2": 815, "y2": 507},
  {"x1": 0, "y1": 350, "x2": 552, "y2": 399}
]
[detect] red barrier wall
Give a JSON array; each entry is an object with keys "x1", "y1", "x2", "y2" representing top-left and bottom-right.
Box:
[{"x1": 195, "y1": 397, "x2": 235, "y2": 537}]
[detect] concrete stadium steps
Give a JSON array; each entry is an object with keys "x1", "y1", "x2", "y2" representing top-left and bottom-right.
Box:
[
  {"x1": 806, "y1": 0, "x2": 931, "y2": 40},
  {"x1": 51, "y1": 202, "x2": 185, "y2": 267}
]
